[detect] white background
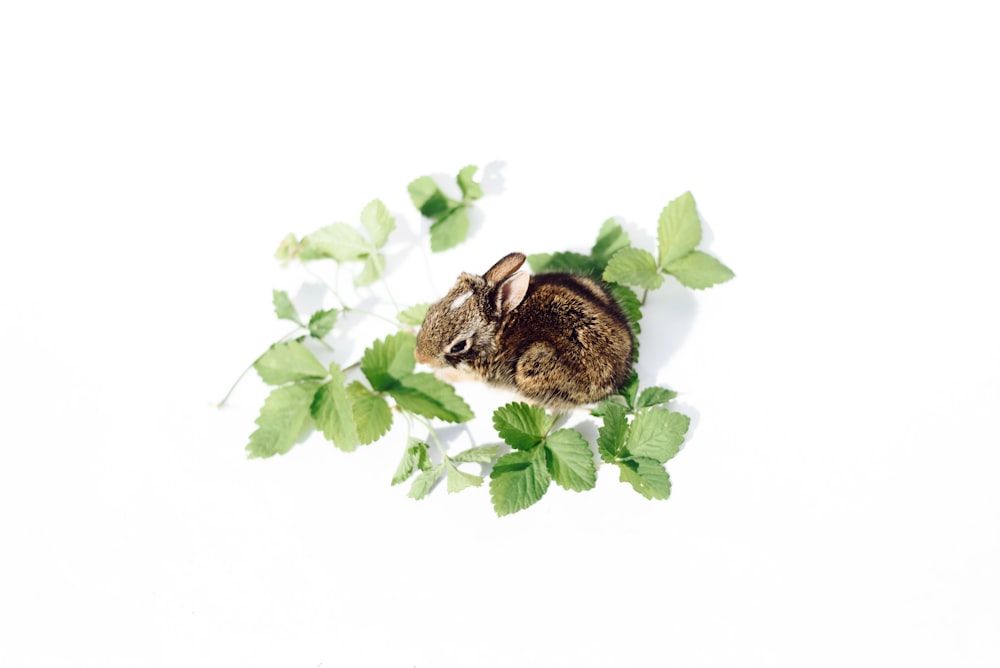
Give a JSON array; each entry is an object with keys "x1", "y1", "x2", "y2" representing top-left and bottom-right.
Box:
[{"x1": 2, "y1": 2, "x2": 998, "y2": 666}]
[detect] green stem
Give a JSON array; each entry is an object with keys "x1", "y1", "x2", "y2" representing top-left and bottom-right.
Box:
[
  {"x1": 216, "y1": 326, "x2": 303, "y2": 408},
  {"x1": 411, "y1": 413, "x2": 450, "y2": 461}
]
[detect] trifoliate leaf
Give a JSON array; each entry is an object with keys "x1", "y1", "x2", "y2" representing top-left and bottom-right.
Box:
[
  {"x1": 596, "y1": 402, "x2": 629, "y2": 463},
  {"x1": 617, "y1": 457, "x2": 671, "y2": 500},
  {"x1": 446, "y1": 461, "x2": 484, "y2": 494},
  {"x1": 254, "y1": 340, "x2": 328, "y2": 386},
  {"x1": 451, "y1": 445, "x2": 500, "y2": 464},
  {"x1": 663, "y1": 251, "x2": 734, "y2": 289},
  {"x1": 359, "y1": 198, "x2": 395, "y2": 249},
  {"x1": 591, "y1": 218, "x2": 631, "y2": 268},
  {"x1": 544, "y1": 429, "x2": 597, "y2": 492},
  {"x1": 272, "y1": 289, "x2": 301, "y2": 324},
  {"x1": 346, "y1": 381, "x2": 393, "y2": 444},
  {"x1": 310, "y1": 364, "x2": 359, "y2": 452},
  {"x1": 391, "y1": 439, "x2": 430, "y2": 486},
  {"x1": 246, "y1": 381, "x2": 322, "y2": 458},
  {"x1": 603, "y1": 247, "x2": 664, "y2": 290},
  {"x1": 408, "y1": 176, "x2": 458, "y2": 219},
  {"x1": 489, "y1": 447, "x2": 551, "y2": 517},
  {"x1": 307, "y1": 308, "x2": 338, "y2": 339},
  {"x1": 301, "y1": 223, "x2": 372, "y2": 262},
  {"x1": 398, "y1": 303, "x2": 431, "y2": 327},
  {"x1": 429, "y1": 206, "x2": 469, "y2": 253},
  {"x1": 625, "y1": 408, "x2": 689, "y2": 463},
  {"x1": 457, "y1": 165, "x2": 483, "y2": 202},
  {"x1": 527, "y1": 251, "x2": 600, "y2": 278},
  {"x1": 657, "y1": 191, "x2": 702, "y2": 267},
  {"x1": 409, "y1": 463, "x2": 445, "y2": 500},
  {"x1": 492, "y1": 402, "x2": 554, "y2": 450},
  {"x1": 360, "y1": 332, "x2": 417, "y2": 392},
  {"x1": 635, "y1": 386, "x2": 678, "y2": 410},
  {"x1": 354, "y1": 252, "x2": 385, "y2": 287},
  {"x1": 387, "y1": 373, "x2": 474, "y2": 423}
]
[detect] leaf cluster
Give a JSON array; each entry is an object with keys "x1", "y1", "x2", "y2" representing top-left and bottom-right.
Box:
[{"x1": 408, "y1": 165, "x2": 483, "y2": 252}]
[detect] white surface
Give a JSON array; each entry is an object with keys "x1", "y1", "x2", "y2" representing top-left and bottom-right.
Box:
[{"x1": 2, "y1": 2, "x2": 998, "y2": 667}]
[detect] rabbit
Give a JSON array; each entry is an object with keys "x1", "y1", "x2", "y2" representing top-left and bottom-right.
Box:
[{"x1": 414, "y1": 252, "x2": 635, "y2": 410}]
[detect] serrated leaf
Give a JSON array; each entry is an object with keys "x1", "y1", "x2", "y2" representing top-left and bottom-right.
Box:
[
  {"x1": 346, "y1": 381, "x2": 393, "y2": 444},
  {"x1": 429, "y1": 206, "x2": 470, "y2": 252},
  {"x1": 354, "y1": 252, "x2": 385, "y2": 287},
  {"x1": 409, "y1": 463, "x2": 445, "y2": 500},
  {"x1": 359, "y1": 198, "x2": 395, "y2": 249},
  {"x1": 307, "y1": 308, "x2": 338, "y2": 339},
  {"x1": 526, "y1": 251, "x2": 600, "y2": 277},
  {"x1": 604, "y1": 247, "x2": 664, "y2": 290},
  {"x1": 664, "y1": 250, "x2": 734, "y2": 289},
  {"x1": 310, "y1": 364, "x2": 359, "y2": 452},
  {"x1": 492, "y1": 402, "x2": 554, "y2": 450},
  {"x1": 457, "y1": 165, "x2": 483, "y2": 202},
  {"x1": 635, "y1": 386, "x2": 678, "y2": 410},
  {"x1": 246, "y1": 381, "x2": 322, "y2": 458},
  {"x1": 398, "y1": 303, "x2": 431, "y2": 327},
  {"x1": 408, "y1": 176, "x2": 458, "y2": 219},
  {"x1": 625, "y1": 408, "x2": 689, "y2": 463},
  {"x1": 617, "y1": 457, "x2": 672, "y2": 500},
  {"x1": 301, "y1": 223, "x2": 372, "y2": 262},
  {"x1": 360, "y1": 332, "x2": 417, "y2": 392},
  {"x1": 658, "y1": 191, "x2": 702, "y2": 267},
  {"x1": 544, "y1": 429, "x2": 597, "y2": 492},
  {"x1": 596, "y1": 402, "x2": 629, "y2": 463},
  {"x1": 489, "y1": 447, "x2": 551, "y2": 517},
  {"x1": 591, "y1": 218, "x2": 631, "y2": 267},
  {"x1": 450, "y1": 445, "x2": 500, "y2": 464},
  {"x1": 391, "y1": 439, "x2": 429, "y2": 486},
  {"x1": 254, "y1": 340, "x2": 328, "y2": 386},
  {"x1": 619, "y1": 370, "x2": 639, "y2": 409},
  {"x1": 446, "y1": 461, "x2": 484, "y2": 494},
  {"x1": 387, "y1": 373, "x2": 474, "y2": 423},
  {"x1": 272, "y1": 289, "x2": 301, "y2": 324}
]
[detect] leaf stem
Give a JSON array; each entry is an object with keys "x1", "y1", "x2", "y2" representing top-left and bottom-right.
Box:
[{"x1": 216, "y1": 326, "x2": 303, "y2": 408}]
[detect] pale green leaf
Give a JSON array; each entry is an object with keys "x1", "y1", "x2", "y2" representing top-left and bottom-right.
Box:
[
  {"x1": 254, "y1": 340, "x2": 328, "y2": 385},
  {"x1": 591, "y1": 218, "x2": 631, "y2": 267},
  {"x1": 301, "y1": 223, "x2": 372, "y2": 262},
  {"x1": 387, "y1": 372, "x2": 474, "y2": 423},
  {"x1": 544, "y1": 429, "x2": 597, "y2": 492},
  {"x1": 596, "y1": 402, "x2": 629, "y2": 463},
  {"x1": 492, "y1": 402, "x2": 554, "y2": 450},
  {"x1": 617, "y1": 457, "x2": 672, "y2": 500},
  {"x1": 408, "y1": 176, "x2": 458, "y2": 219},
  {"x1": 635, "y1": 386, "x2": 678, "y2": 410},
  {"x1": 451, "y1": 445, "x2": 500, "y2": 464},
  {"x1": 664, "y1": 250, "x2": 734, "y2": 289},
  {"x1": 310, "y1": 364, "x2": 359, "y2": 452},
  {"x1": 353, "y1": 252, "x2": 385, "y2": 287},
  {"x1": 392, "y1": 439, "x2": 430, "y2": 486},
  {"x1": 603, "y1": 247, "x2": 664, "y2": 290},
  {"x1": 657, "y1": 191, "x2": 702, "y2": 266},
  {"x1": 446, "y1": 461, "x2": 484, "y2": 494},
  {"x1": 625, "y1": 408, "x2": 689, "y2": 463},
  {"x1": 274, "y1": 233, "x2": 301, "y2": 265},
  {"x1": 398, "y1": 303, "x2": 431, "y2": 327},
  {"x1": 408, "y1": 463, "x2": 445, "y2": 500},
  {"x1": 346, "y1": 381, "x2": 393, "y2": 444},
  {"x1": 429, "y1": 206, "x2": 469, "y2": 253},
  {"x1": 246, "y1": 381, "x2": 322, "y2": 458},
  {"x1": 489, "y1": 447, "x2": 551, "y2": 517},
  {"x1": 272, "y1": 289, "x2": 300, "y2": 324},
  {"x1": 360, "y1": 332, "x2": 417, "y2": 392},
  {"x1": 359, "y1": 198, "x2": 395, "y2": 249},
  {"x1": 307, "y1": 308, "x2": 338, "y2": 339},
  {"x1": 457, "y1": 165, "x2": 483, "y2": 202}
]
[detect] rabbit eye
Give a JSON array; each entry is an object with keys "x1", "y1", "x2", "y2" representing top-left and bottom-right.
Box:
[{"x1": 449, "y1": 339, "x2": 470, "y2": 355}]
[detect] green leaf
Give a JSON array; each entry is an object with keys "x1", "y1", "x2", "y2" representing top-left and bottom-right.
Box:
[
  {"x1": 310, "y1": 364, "x2": 359, "y2": 452},
  {"x1": 596, "y1": 402, "x2": 629, "y2": 463},
  {"x1": 307, "y1": 308, "x2": 338, "y2": 339},
  {"x1": 359, "y1": 198, "x2": 395, "y2": 249},
  {"x1": 346, "y1": 381, "x2": 393, "y2": 444},
  {"x1": 489, "y1": 447, "x2": 551, "y2": 517},
  {"x1": 246, "y1": 381, "x2": 322, "y2": 458},
  {"x1": 446, "y1": 461, "x2": 484, "y2": 493},
  {"x1": 354, "y1": 252, "x2": 385, "y2": 287},
  {"x1": 254, "y1": 340, "x2": 328, "y2": 386},
  {"x1": 429, "y1": 206, "x2": 470, "y2": 253},
  {"x1": 526, "y1": 251, "x2": 600, "y2": 277},
  {"x1": 457, "y1": 165, "x2": 483, "y2": 202},
  {"x1": 664, "y1": 250, "x2": 734, "y2": 289},
  {"x1": 618, "y1": 370, "x2": 639, "y2": 410},
  {"x1": 387, "y1": 373, "x2": 474, "y2": 423},
  {"x1": 408, "y1": 176, "x2": 459, "y2": 219},
  {"x1": 625, "y1": 408, "x2": 689, "y2": 463},
  {"x1": 635, "y1": 386, "x2": 678, "y2": 410},
  {"x1": 272, "y1": 289, "x2": 301, "y2": 324},
  {"x1": 301, "y1": 223, "x2": 372, "y2": 262},
  {"x1": 544, "y1": 429, "x2": 597, "y2": 492},
  {"x1": 409, "y1": 463, "x2": 445, "y2": 500},
  {"x1": 398, "y1": 303, "x2": 431, "y2": 327},
  {"x1": 617, "y1": 457, "x2": 672, "y2": 500},
  {"x1": 392, "y1": 439, "x2": 430, "y2": 486},
  {"x1": 274, "y1": 233, "x2": 302, "y2": 265},
  {"x1": 658, "y1": 191, "x2": 702, "y2": 267},
  {"x1": 360, "y1": 332, "x2": 417, "y2": 392},
  {"x1": 591, "y1": 218, "x2": 631, "y2": 267},
  {"x1": 604, "y1": 247, "x2": 664, "y2": 290},
  {"x1": 451, "y1": 445, "x2": 500, "y2": 464},
  {"x1": 492, "y1": 402, "x2": 554, "y2": 450}
]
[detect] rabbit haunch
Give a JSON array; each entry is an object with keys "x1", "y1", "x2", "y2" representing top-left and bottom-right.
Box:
[{"x1": 414, "y1": 252, "x2": 634, "y2": 409}]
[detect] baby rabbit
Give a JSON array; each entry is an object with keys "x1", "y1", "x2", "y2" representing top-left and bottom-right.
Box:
[{"x1": 414, "y1": 252, "x2": 634, "y2": 410}]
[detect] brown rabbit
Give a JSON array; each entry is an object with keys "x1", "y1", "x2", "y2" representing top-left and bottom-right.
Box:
[{"x1": 414, "y1": 252, "x2": 634, "y2": 409}]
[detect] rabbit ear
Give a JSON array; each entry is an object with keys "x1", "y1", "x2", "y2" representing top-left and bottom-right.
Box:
[
  {"x1": 483, "y1": 252, "x2": 527, "y2": 285},
  {"x1": 498, "y1": 271, "x2": 529, "y2": 313}
]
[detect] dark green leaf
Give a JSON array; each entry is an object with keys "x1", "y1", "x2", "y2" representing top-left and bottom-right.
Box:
[
  {"x1": 492, "y1": 402, "x2": 554, "y2": 450},
  {"x1": 310, "y1": 363, "x2": 359, "y2": 452},
  {"x1": 408, "y1": 176, "x2": 459, "y2": 219},
  {"x1": 246, "y1": 381, "x2": 322, "y2": 458},
  {"x1": 544, "y1": 429, "x2": 597, "y2": 492},
  {"x1": 307, "y1": 308, "x2": 338, "y2": 339},
  {"x1": 591, "y1": 218, "x2": 631, "y2": 268},
  {"x1": 625, "y1": 408, "x2": 689, "y2": 463},
  {"x1": 387, "y1": 372, "x2": 474, "y2": 423},
  {"x1": 489, "y1": 447, "x2": 551, "y2": 517},
  {"x1": 254, "y1": 340, "x2": 328, "y2": 386},
  {"x1": 360, "y1": 332, "x2": 417, "y2": 392},
  {"x1": 596, "y1": 402, "x2": 629, "y2": 463},
  {"x1": 527, "y1": 251, "x2": 600, "y2": 277}
]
